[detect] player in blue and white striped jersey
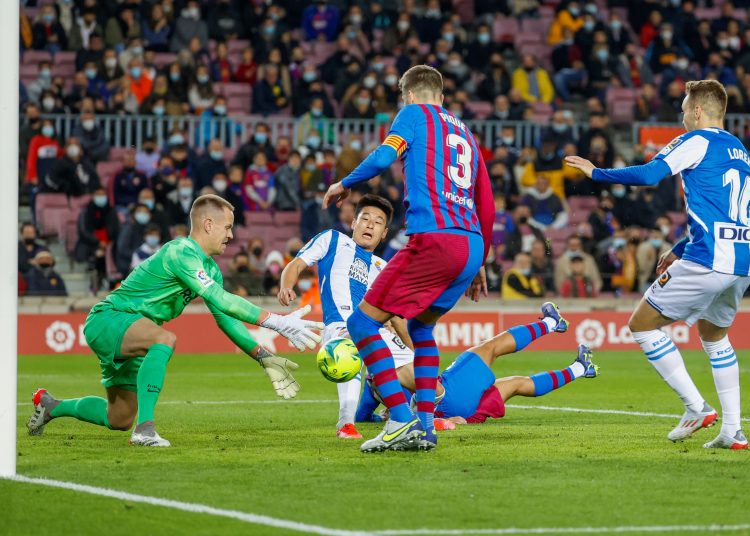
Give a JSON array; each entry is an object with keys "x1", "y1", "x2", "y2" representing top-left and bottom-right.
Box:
[
  {"x1": 278, "y1": 195, "x2": 413, "y2": 439},
  {"x1": 567, "y1": 80, "x2": 748, "y2": 450}
]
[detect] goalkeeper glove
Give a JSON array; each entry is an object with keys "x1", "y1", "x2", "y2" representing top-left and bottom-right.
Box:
[
  {"x1": 258, "y1": 355, "x2": 300, "y2": 399},
  {"x1": 260, "y1": 304, "x2": 323, "y2": 351}
]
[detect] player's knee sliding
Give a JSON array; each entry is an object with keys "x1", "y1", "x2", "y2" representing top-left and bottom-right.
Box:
[{"x1": 156, "y1": 330, "x2": 177, "y2": 349}]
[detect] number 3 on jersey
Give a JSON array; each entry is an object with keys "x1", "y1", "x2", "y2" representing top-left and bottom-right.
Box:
[
  {"x1": 446, "y1": 133, "x2": 473, "y2": 189},
  {"x1": 723, "y1": 168, "x2": 750, "y2": 225}
]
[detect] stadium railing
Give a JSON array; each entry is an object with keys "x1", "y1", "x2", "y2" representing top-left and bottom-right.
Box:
[
  {"x1": 39, "y1": 114, "x2": 588, "y2": 151},
  {"x1": 632, "y1": 114, "x2": 750, "y2": 145}
]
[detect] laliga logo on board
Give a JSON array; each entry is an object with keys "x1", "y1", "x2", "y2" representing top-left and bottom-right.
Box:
[
  {"x1": 576, "y1": 317, "x2": 690, "y2": 348},
  {"x1": 45, "y1": 321, "x2": 76, "y2": 353},
  {"x1": 575, "y1": 319, "x2": 606, "y2": 348}
]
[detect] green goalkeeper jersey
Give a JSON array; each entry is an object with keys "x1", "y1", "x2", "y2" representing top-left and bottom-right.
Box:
[{"x1": 92, "y1": 237, "x2": 262, "y2": 353}]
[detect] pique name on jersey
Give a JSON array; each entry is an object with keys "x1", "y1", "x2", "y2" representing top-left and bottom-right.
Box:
[
  {"x1": 727, "y1": 147, "x2": 750, "y2": 166},
  {"x1": 439, "y1": 113, "x2": 466, "y2": 132},
  {"x1": 348, "y1": 258, "x2": 369, "y2": 285}
]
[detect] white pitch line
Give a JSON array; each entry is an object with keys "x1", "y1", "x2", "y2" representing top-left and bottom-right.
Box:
[
  {"x1": 372, "y1": 525, "x2": 750, "y2": 535},
  {"x1": 7, "y1": 474, "x2": 373, "y2": 536},
  {"x1": 5, "y1": 475, "x2": 748, "y2": 536},
  {"x1": 14, "y1": 399, "x2": 750, "y2": 422}
]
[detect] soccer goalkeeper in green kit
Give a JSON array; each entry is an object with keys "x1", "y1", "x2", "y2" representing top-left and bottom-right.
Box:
[{"x1": 28, "y1": 195, "x2": 323, "y2": 447}]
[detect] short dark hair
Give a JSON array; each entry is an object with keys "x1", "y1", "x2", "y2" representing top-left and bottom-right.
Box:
[
  {"x1": 355, "y1": 194, "x2": 394, "y2": 224},
  {"x1": 144, "y1": 224, "x2": 161, "y2": 235},
  {"x1": 399, "y1": 65, "x2": 443, "y2": 98}
]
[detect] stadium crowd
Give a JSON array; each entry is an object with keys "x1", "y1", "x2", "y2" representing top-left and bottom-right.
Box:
[{"x1": 17, "y1": 0, "x2": 750, "y2": 299}]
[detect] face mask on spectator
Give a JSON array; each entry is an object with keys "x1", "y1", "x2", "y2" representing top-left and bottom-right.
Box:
[
  {"x1": 184, "y1": 7, "x2": 200, "y2": 19},
  {"x1": 347, "y1": 30, "x2": 357, "y2": 40},
  {"x1": 145, "y1": 235, "x2": 160, "y2": 248},
  {"x1": 305, "y1": 163, "x2": 317, "y2": 172},
  {"x1": 42, "y1": 125, "x2": 54, "y2": 137},
  {"x1": 302, "y1": 71, "x2": 316, "y2": 83},
  {"x1": 254, "y1": 132, "x2": 268, "y2": 144},
  {"x1": 585, "y1": 3, "x2": 597, "y2": 15},
  {"x1": 141, "y1": 198, "x2": 155, "y2": 210},
  {"x1": 130, "y1": 67, "x2": 142, "y2": 79},
  {"x1": 82, "y1": 119, "x2": 95, "y2": 131},
  {"x1": 649, "y1": 238, "x2": 663, "y2": 248},
  {"x1": 66, "y1": 144, "x2": 81, "y2": 158},
  {"x1": 170, "y1": 71, "x2": 181, "y2": 82},
  {"x1": 310, "y1": 106, "x2": 323, "y2": 116},
  {"x1": 371, "y1": 62, "x2": 384, "y2": 72},
  {"x1": 298, "y1": 279, "x2": 313, "y2": 292},
  {"x1": 596, "y1": 49, "x2": 609, "y2": 61},
  {"x1": 212, "y1": 179, "x2": 227, "y2": 192},
  {"x1": 552, "y1": 123, "x2": 567, "y2": 133},
  {"x1": 501, "y1": 135, "x2": 514, "y2": 145},
  {"x1": 442, "y1": 32, "x2": 454, "y2": 42},
  {"x1": 39, "y1": 263, "x2": 55, "y2": 276},
  {"x1": 197, "y1": 74, "x2": 209, "y2": 84},
  {"x1": 611, "y1": 186, "x2": 626, "y2": 198},
  {"x1": 613, "y1": 159, "x2": 626, "y2": 169},
  {"x1": 675, "y1": 59, "x2": 689, "y2": 70},
  {"x1": 519, "y1": 268, "x2": 531, "y2": 277},
  {"x1": 363, "y1": 76, "x2": 376, "y2": 89},
  {"x1": 612, "y1": 237, "x2": 627, "y2": 249},
  {"x1": 350, "y1": 140, "x2": 362, "y2": 151},
  {"x1": 42, "y1": 14, "x2": 55, "y2": 24},
  {"x1": 214, "y1": 104, "x2": 226, "y2": 115},
  {"x1": 384, "y1": 74, "x2": 398, "y2": 86},
  {"x1": 134, "y1": 212, "x2": 151, "y2": 225},
  {"x1": 153, "y1": 105, "x2": 165, "y2": 116},
  {"x1": 729, "y1": 36, "x2": 741, "y2": 49},
  {"x1": 131, "y1": 46, "x2": 143, "y2": 56},
  {"x1": 568, "y1": 6, "x2": 580, "y2": 16},
  {"x1": 397, "y1": 20, "x2": 410, "y2": 31},
  {"x1": 583, "y1": 20, "x2": 595, "y2": 31},
  {"x1": 660, "y1": 225, "x2": 671, "y2": 237},
  {"x1": 236, "y1": 264, "x2": 249, "y2": 273},
  {"x1": 160, "y1": 166, "x2": 174, "y2": 176},
  {"x1": 356, "y1": 97, "x2": 371, "y2": 108},
  {"x1": 169, "y1": 134, "x2": 185, "y2": 145},
  {"x1": 251, "y1": 247, "x2": 263, "y2": 257},
  {"x1": 94, "y1": 195, "x2": 108, "y2": 207},
  {"x1": 610, "y1": 20, "x2": 622, "y2": 31},
  {"x1": 351, "y1": 14, "x2": 362, "y2": 25},
  {"x1": 210, "y1": 150, "x2": 224, "y2": 161},
  {"x1": 661, "y1": 31, "x2": 673, "y2": 41},
  {"x1": 179, "y1": 187, "x2": 193, "y2": 198},
  {"x1": 42, "y1": 98, "x2": 55, "y2": 111},
  {"x1": 307, "y1": 136, "x2": 321, "y2": 148},
  {"x1": 268, "y1": 264, "x2": 281, "y2": 276},
  {"x1": 40, "y1": 67, "x2": 51, "y2": 78},
  {"x1": 105, "y1": 58, "x2": 117, "y2": 69},
  {"x1": 478, "y1": 32, "x2": 491, "y2": 44},
  {"x1": 85, "y1": 68, "x2": 97, "y2": 79},
  {"x1": 425, "y1": 9, "x2": 441, "y2": 18}
]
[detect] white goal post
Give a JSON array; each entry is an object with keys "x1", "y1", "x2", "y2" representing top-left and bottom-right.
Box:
[{"x1": 0, "y1": 1, "x2": 21, "y2": 477}]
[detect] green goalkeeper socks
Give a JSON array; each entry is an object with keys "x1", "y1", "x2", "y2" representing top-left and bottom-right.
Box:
[
  {"x1": 49, "y1": 396, "x2": 112, "y2": 429},
  {"x1": 136, "y1": 343, "x2": 174, "y2": 425}
]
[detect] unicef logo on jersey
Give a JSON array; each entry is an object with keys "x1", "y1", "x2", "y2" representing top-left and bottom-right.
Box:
[{"x1": 348, "y1": 258, "x2": 369, "y2": 285}]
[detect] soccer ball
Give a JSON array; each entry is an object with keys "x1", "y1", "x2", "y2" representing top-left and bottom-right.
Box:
[{"x1": 316, "y1": 338, "x2": 362, "y2": 383}]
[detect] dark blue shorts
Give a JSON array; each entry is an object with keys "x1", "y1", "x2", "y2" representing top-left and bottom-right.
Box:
[{"x1": 437, "y1": 351, "x2": 496, "y2": 419}]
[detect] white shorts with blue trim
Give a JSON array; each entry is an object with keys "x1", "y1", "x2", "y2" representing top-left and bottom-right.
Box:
[
  {"x1": 644, "y1": 259, "x2": 750, "y2": 327},
  {"x1": 322, "y1": 321, "x2": 414, "y2": 368}
]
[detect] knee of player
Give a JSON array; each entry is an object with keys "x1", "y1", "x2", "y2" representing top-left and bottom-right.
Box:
[
  {"x1": 157, "y1": 330, "x2": 178, "y2": 349},
  {"x1": 108, "y1": 413, "x2": 135, "y2": 431}
]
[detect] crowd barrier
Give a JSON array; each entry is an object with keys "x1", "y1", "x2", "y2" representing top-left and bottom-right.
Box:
[{"x1": 19, "y1": 310, "x2": 750, "y2": 355}]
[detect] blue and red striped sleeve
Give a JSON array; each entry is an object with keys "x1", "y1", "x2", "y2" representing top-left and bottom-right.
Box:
[{"x1": 473, "y1": 149, "x2": 494, "y2": 260}]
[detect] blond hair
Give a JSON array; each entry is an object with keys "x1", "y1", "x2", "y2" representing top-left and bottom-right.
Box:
[
  {"x1": 685, "y1": 80, "x2": 727, "y2": 120},
  {"x1": 189, "y1": 194, "x2": 234, "y2": 228},
  {"x1": 399, "y1": 65, "x2": 443, "y2": 99}
]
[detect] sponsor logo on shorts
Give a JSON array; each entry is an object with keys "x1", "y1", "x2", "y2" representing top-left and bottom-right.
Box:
[
  {"x1": 658, "y1": 271, "x2": 671, "y2": 288},
  {"x1": 195, "y1": 269, "x2": 214, "y2": 289},
  {"x1": 718, "y1": 225, "x2": 750, "y2": 242}
]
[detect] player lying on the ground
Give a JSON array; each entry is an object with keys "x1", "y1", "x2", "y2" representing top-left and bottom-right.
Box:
[
  {"x1": 356, "y1": 304, "x2": 599, "y2": 425},
  {"x1": 278, "y1": 194, "x2": 414, "y2": 439},
  {"x1": 28, "y1": 194, "x2": 323, "y2": 447}
]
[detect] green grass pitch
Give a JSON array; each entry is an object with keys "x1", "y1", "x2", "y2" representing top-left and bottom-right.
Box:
[{"x1": 4, "y1": 349, "x2": 750, "y2": 535}]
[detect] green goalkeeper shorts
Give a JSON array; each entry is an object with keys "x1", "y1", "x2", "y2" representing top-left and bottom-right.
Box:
[{"x1": 84, "y1": 303, "x2": 144, "y2": 392}]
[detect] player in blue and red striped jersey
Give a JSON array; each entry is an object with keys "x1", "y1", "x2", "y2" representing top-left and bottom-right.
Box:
[{"x1": 323, "y1": 65, "x2": 495, "y2": 452}]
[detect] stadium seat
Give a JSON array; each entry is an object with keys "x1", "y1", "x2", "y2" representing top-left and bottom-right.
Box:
[
  {"x1": 153, "y1": 53, "x2": 178, "y2": 68},
  {"x1": 227, "y1": 40, "x2": 250, "y2": 54},
  {"x1": 521, "y1": 18, "x2": 553, "y2": 35},
  {"x1": 551, "y1": 238, "x2": 568, "y2": 258},
  {"x1": 35, "y1": 193, "x2": 69, "y2": 237},
  {"x1": 492, "y1": 17, "x2": 519, "y2": 43},
  {"x1": 273, "y1": 211, "x2": 301, "y2": 226},
  {"x1": 567, "y1": 209, "x2": 591, "y2": 226},
  {"x1": 23, "y1": 50, "x2": 52, "y2": 65},
  {"x1": 568, "y1": 196, "x2": 599, "y2": 213},
  {"x1": 245, "y1": 212, "x2": 274, "y2": 225},
  {"x1": 466, "y1": 101, "x2": 493, "y2": 120},
  {"x1": 96, "y1": 161, "x2": 122, "y2": 188}
]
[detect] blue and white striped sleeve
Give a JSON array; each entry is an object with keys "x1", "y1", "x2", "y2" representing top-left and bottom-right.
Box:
[{"x1": 297, "y1": 230, "x2": 333, "y2": 267}]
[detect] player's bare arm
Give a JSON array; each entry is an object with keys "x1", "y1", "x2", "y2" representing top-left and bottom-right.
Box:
[{"x1": 278, "y1": 257, "x2": 307, "y2": 306}]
